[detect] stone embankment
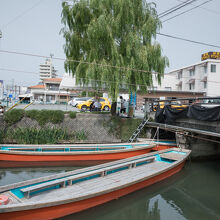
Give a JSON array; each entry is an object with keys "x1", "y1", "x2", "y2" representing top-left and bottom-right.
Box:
[{"x1": 0, "y1": 114, "x2": 120, "y2": 144}]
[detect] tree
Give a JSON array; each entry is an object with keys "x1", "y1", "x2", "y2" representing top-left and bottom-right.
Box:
[{"x1": 61, "y1": 0, "x2": 169, "y2": 103}]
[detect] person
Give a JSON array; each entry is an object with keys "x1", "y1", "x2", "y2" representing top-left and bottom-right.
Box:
[
  {"x1": 89, "y1": 101, "x2": 95, "y2": 112},
  {"x1": 94, "y1": 99, "x2": 101, "y2": 111},
  {"x1": 120, "y1": 96, "x2": 126, "y2": 114}
]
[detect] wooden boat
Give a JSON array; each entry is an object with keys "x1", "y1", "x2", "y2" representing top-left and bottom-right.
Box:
[
  {"x1": 0, "y1": 148, "x2": 191, "y2": 220},
  {"x1": 138, "y1": 138, "x2": 177, "y2": 151},
  {"x1": 0, "y1": 142, "x2": 154, "y2": 168}
]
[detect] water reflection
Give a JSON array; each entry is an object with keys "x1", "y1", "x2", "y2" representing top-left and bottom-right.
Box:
[{"x1": 0, "y1": 160, "x2": 219, "y2": 220}]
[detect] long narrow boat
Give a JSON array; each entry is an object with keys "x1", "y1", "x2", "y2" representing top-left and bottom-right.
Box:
[
  {"x1": 0, "y1": 148, "x2": 191, "y2": 220},
  {"x1": 138, "y1": 138, "x2": 177, "y2": 151},
  {"x1": 0, "y1": 142, "x2": 154, "y2": 168}
]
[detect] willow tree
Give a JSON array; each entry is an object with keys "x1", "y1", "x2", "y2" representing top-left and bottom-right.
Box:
[{"x1": 61, "y1": 0, "x2": 168, "y2": 102}]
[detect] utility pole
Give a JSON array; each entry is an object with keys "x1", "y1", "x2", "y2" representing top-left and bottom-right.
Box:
[{"x1": 0, "y1": 30, "x2": 2, "y2": 48}]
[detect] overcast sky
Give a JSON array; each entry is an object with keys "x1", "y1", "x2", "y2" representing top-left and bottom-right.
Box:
[{"x1": 0, "y1": 0, "x2": 220, "y2": 87}]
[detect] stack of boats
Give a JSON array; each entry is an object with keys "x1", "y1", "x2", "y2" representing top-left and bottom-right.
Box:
[{"x1": 0, "y1": 140, "x2": 191, "y2": 219}]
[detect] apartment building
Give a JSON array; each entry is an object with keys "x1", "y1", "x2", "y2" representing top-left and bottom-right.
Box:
[
  {"x1": 167, "y1": 52, "x2": 220, "y2": 97},
  {"x1": 39, "y1": 58, "x2": 57, "y2": 80}
]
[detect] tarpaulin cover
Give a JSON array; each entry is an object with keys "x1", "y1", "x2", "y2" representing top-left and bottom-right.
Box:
[{"x1": 155, "y1": 105, "x2": 220, "y2": 123}]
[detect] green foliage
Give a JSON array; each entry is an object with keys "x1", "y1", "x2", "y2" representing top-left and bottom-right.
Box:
[
  {"x1": 69, "y1": 111, "x2": 77, "y2": 119},
  {"x1": 81, "y1": 91, "x2": 87, "y2": 97},
  {"x1": 6, "y1": 128, "x2": 69, "y2": 144},
  {"x1": 61, "y1": 0, "x2": 169, "y2": 101},
  {"x1": 4, "y1": 109, "x2": 24, "y2": 125},
  {"x1": 26, "y1": 110, "x2": 64, "y2": 125},
  {"x1": 74, "y1": 130, "x2": 88, "y2": 141},
  {"x1": 107, "y1": 116, "x2": 145, "y2": 142},
  {"x1": 0, "y1": 129, "x2": 5, "y2": 143}
]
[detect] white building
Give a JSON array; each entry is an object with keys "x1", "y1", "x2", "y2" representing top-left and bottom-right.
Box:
[
  {"x1": 167, "y1": 52, "x2": 220, "y2": 97},
  {"x1": 152, "y1": 73, "x2": 178, "y2": 92},
  {"x1": 39, "y1": 58, "x2": 57, "y2": 80}
]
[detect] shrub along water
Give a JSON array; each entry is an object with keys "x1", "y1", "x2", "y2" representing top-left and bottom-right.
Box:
[
  {"x1": 3, "y1": 109, "x2": 24, "y2": 125},
  {"x1": 26, "y1": 110, "x2": 64, "y2": 126},
  {"x1": 6, "y1": 128, "x2": 70, "y2": 144}
]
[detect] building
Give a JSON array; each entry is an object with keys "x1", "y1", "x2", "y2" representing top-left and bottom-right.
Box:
[
  {"x1": 29, "y1": 78, "x2": 79, "y2": 104},
  {"x1": 151, "y1": 73, "x2": 178, "y2": 92},
  {"x1": 0, "y1": 80, "x2": 3, "y2": 100},
  {"x1": 39, "y1": 58, "x2": 57, "y2": 80},
  {"x1": 167, "y1": 52, "x2": 220, "y2": 97}
]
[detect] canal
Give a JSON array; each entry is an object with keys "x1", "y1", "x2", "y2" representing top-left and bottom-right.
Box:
[{"x1": 0, "y1": 160, "x2": 219, "y2": 220}]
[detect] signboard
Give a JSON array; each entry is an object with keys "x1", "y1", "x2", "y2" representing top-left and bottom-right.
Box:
[{"x1": 201, "y1": 52, "x2": 220, "y2": 61}]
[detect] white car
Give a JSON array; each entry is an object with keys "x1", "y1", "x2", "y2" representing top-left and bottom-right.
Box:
[{"x1": 69, "y1": 97, "x2": 91, "y2": 107}]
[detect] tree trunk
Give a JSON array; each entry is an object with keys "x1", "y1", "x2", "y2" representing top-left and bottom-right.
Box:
[{"x1": 111, "y1": 102, "x2": 117, "y2": 116}]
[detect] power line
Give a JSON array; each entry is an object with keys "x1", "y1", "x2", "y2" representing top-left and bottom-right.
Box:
[
  {"x1": 162, "y1": 0, "x2": 213, "y2": 23},
  {"x1": 158, "y1": 0, "x2": 199, "y2": 19},
  {"x1": 0, "y1": 67, "x2": 151, "y2": 88},
  {"x1": 157, "y1": 32, "x2": 220, "y2": 49},
  {"x1": 158, "y1": 0, "x2": 191, "y2": 17},
  {"x1": 0, "y1": 49, "x2": 161, "y2": 74},
  {"x1": 177, "y1": 0, "x2": 220, "y2": 15}
]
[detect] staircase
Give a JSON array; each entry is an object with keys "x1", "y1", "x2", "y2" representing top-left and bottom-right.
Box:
[{"x1": 128, "y1": 117, "x2": 149, "y2": 142}]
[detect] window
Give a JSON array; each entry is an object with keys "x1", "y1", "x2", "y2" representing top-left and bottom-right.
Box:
[
  {"x1": 189, "y1": 83, "x2": 195, "y2": 90},
  {"x1": 211, "y1": 64, "x2": 216, "y2": 72},
  {"x1": 204, "y1": 66, "x2": 207, "y2": 74},
  {"x1": 177, "y1": 72, "x2": 182, "y2": 79},
  {"x1": 165, "y1": 87, "x2": 171, "y2": 91},
  {"x1": 189, "y1": 69, "x2": 195, "y2": 76},
  {"x1": 204, "y1": 81, "x2": 207, "y2": 89}
]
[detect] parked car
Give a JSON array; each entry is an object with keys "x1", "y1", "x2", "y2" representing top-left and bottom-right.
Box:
[
  {"x1": 77, "y1": 97, "x2": 111, "y2": 111},
  {"x1": 68, "y1": 97, "x2": 91, "y2": 107},
  {"x1": 0, "y1": 105, "x2": 5, "y2": 114},
  {"x1": 153, "y1": 101, "x2": 187, "y2": 111}
]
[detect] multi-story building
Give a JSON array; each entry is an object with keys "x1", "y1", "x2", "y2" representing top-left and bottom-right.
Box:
[
  {"x1": 39, "y1": 58, "x2": 57, "y2": 80},
  {"x1": 167, "y1": 52, "x2": 220, "y2": 97},
  {"x1": 0, "y1": 80, "x2": 3, "y2": 100}
]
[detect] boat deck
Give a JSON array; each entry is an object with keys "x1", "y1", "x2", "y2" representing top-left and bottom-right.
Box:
[{"x1": 6, "y1": 160, "x2": 171, "y2": 204}]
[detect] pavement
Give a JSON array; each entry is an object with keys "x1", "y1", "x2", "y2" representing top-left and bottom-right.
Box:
[{"x1": 7, "y1": 103, "x2": 146, "y2": 118}]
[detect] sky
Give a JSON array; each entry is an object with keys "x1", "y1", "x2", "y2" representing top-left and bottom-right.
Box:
[{"x1": 0, "y1": 0, "x2": 220, "y2": 88}]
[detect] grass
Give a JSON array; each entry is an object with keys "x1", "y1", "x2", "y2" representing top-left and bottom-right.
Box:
[
  {"x1": 6, "y1": 128, "x2": 69, "y2": 144},
  {"x1": 0, "y1": 129, "x2": 5, "y2": 143},
  {"x1": 74, "y1": 130, "x2": 88, "y2": 141}
]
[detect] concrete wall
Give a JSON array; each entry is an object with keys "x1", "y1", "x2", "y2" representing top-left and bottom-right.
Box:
[{"x1": 172, "y1": 118, "x2": 220, "y2": 159}]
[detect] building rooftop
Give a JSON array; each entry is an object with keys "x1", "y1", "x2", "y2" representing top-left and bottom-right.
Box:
[
  {"x1": 29, "y1": 85, "x2": 45, "y2": 89},
  {"x1": 168, "y1": 59, "x2": 220, "y2": 74},
  {"x1": 43, "y1": 78, "x2": 62, "y2": 82}
]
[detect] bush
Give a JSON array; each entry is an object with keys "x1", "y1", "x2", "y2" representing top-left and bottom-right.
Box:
[
  {"x1": 4, "y1": 109, "x2": 24, "y2": 125},
  {"x1": 69, "y1": 111, "x2": 77, "y2": 119},
  {"x1": 26, "y1": 110, "x2": 64, "y2": 126}
]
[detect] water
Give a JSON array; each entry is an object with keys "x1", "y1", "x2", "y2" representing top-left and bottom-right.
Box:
[{"x1": 0, "y1": 160, "x2": 219, "y2": 220}]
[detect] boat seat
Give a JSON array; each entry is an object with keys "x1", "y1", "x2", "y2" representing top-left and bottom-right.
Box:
[
  {"x1": 66, "y1": 169, "x2": 105, "y2": 185},
  {"x1": 21, "y1": 178, "x2": 68, "y2": 199},
  {"x1": 102, "y1": 156, "x2": 155, "y2": 175}
]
